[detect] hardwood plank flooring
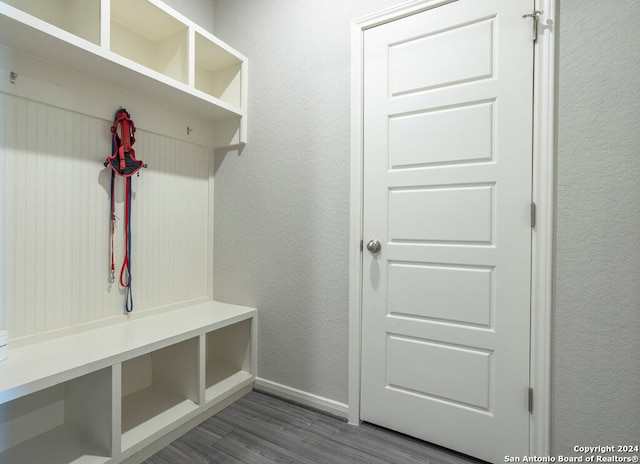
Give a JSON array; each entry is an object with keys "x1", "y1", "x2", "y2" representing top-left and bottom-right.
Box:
[{"x1": 143, "y1": 391, "x2": 486, "y2": 464}]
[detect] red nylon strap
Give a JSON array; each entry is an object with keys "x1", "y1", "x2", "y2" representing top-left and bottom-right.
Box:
[
  {"x1": 119, "y1": 146, "x2": 126, "y2": 172},
  {"x1": 106, "y1": 109, "x2": 141, "y2": 313},
  {"x1": 111, "y1": 112, "x2": 137, "y2": 173}
]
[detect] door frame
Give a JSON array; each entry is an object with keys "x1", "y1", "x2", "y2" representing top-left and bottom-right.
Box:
[{"x1": 348, "y1": 0, "x2": 557, "y2": 456}]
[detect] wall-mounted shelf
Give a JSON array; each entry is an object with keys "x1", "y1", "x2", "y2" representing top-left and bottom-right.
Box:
[
  {"x1": 111, "y1": 0, "x2": 188, "y2": 85},
  {"x1": 0, "y1": 301, "x2": 257, "y2": 464},
  {"x1": 0, "y1": 0, "x2": 247, "y2": 143},
  {"x1": 194, "y1": 31, "x2": 243, "y2": 107},
  {"x1": 2, "y1": 0, "x2": 101, "y2": 45}
]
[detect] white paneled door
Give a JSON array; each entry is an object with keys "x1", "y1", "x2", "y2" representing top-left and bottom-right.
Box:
[{"x1": 360, "y1": 1, "x2": 534, "y2": 462}]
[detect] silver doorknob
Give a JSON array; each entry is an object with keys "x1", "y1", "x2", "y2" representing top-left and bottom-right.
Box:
[{"x1": 366, "y1": 239, "x2": 382, "y2": 254}]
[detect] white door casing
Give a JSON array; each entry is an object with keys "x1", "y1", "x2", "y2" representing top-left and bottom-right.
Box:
[{"x1": 349, "y1": 0, "x2": 557, "y2": 461}]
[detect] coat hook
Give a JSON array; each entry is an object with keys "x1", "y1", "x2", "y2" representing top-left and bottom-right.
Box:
[
  {"x1": 10, "y1": 71, "x2": 17, "y2": 85},
  {"x1": 186, "y1": 127, "x2": 193, "y2": 135}
]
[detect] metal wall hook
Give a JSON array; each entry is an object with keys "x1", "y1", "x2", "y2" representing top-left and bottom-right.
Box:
[{"x1": 9, "y1": 71, "x2": 17, "y2": 85}]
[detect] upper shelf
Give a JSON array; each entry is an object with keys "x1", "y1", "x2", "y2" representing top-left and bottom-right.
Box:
[{"x1": 0, "y1": 0, "x2": 247, "y2": 125}]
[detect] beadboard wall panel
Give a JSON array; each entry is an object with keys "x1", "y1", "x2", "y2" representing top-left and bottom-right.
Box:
[{"x1": 1, "y1": 93, "x2": 212, "y2": 340}]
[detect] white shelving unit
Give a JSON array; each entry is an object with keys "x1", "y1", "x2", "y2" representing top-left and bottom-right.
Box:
[
  {"x1": 0, "y1": 0, "x2": 247, "y2": 143},
  {"x1": 111, "y1": 0, "x2": 189, "y2": 85},
  {"x1": 0, "y1": 2, "x2": 254, "y2": 462},
  {"x1": 0, "y1": 368, "x2": 113, "y2": 464},
  {"x1": 0, "y1": 302, "x2": 257, "y2": 464},
  {"x1": 121, "y1": 338, "x2": 200, "y2": 451},
  {"x1": 205, "y1": 319, "x2": 253, "y2": 402},
  {"x1": 194, "y1": 31, "x2": 243, "y2": 106},
  {"x1": 2, "y1": 0, "x2": 101, "y2": 45}
]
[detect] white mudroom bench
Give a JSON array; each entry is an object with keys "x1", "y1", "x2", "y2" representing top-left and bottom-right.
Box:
[{"x1": 0, "y1": 301, "x2": 257, "y2": 464}]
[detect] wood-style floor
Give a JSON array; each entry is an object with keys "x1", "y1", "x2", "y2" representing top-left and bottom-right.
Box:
[{"x1": 143, "y1": 391, "x2": 484, "y2": 464}]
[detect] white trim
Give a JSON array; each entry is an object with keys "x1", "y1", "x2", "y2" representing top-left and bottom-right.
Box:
[
  {"x1": 254, "y1": 378, "x2": 349, "y2": 419},
  {"x1": 347, "y1": 16, "x2": 365, "y2": 427},
  {"x1": 529, "y1": 0, "x2": 556, "y2": 456},
  {"x1": 348, "y1": 0, "x2": 556, "y2": 455},
  {"x1": 354, "y1": 0, "x2": 456, "y2": 31},
  {"x1": 207, "y1": 153, "x2": 216, "y2": 301},
  {"x1": 0, "y1": 90, "x2": 5, "y2": 332}
]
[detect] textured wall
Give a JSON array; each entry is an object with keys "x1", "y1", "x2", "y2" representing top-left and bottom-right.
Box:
[
  {"x1": 212, "y1": 0, "x2": 403, "y2": 404},
  {"x1": 553, "y1": 0, "x2": 640, "y2": 452},
  {"x1": 162, "y1": 0, "x2": 215, "y2": 34},
  {"x1": 212, "y1": 0, "x2": 640, "y2": 445}
]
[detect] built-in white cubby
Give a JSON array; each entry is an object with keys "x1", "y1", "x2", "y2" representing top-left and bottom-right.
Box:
[
  {"x1": 1, "y1": 0, "x2": 101, "y2": 45},
  {"x1": 0, "y1": 0, "x2": 247, "y2": 143},
  {"x1": 121, "y1": 338, "x2": 200, "y2": 451},
  {"x1": 205, "y1": 319, "x2": 253, "y2": 402},
  {"x1": 0, "y1": 302, "x2": 257, "y2": 464},
  {"x1": 0, "y1": 368, "x2": 113, "y2": 464},
  {"x1": 195, "y1": 31, "x2": 243, "y2": 107},
  {"x1": 111, "y1": 0, "x2": 189, "y2": 85}
]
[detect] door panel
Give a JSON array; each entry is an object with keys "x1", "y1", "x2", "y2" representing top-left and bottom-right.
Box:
[
  {"x1": 389, "y1": 18, "x2": 494, "y2": 95},
  {"x1": 389, "y1": 185, "x2": 494, "y2": 243},
  {"x1": 387, "y1": 262, "x2": 493, "y2": 326},
  {"x1": 387, "y1": 335, "x2": 492, "y2": 410},
  {"x1": 360, "y1": 1, "x2": 534, "y2": 462},
  {"x1": 389, "y1": 102, "x2": 494, "y2": 168}
]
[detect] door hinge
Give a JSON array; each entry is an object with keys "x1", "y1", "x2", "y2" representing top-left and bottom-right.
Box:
[
  {"x1": 531, "y1": 202, "x2": 537, "y2": 228},
  {"x1": 360, "y1": 239, "x2": 364, "y2": 252},
  {"x1": 522, "y1": 10, "x2": 542, "y2": 43},
  {"x1": 528, "y1": 387, "x2": 534, "y2": 413}
]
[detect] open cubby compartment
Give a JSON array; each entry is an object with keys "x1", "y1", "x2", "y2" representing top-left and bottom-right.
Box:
[
  {"x1": 0, "y1": 368, "x2": 113, "y2": 464},
  {"x1": 110, "y1": 0, "x2": 189, "y2": 84},
  {"x1": 2, "y1": 0, "x2": 100, "y2": 44},
  {"x1": 194, "y1": 31, "x2": 243, "y2": 107},
  {"x1": 205, "y1": 318, "x2": 253, "y2": 402},
  {"x1": 120, "y1": 337, "x2": 200, "y2": 451}
]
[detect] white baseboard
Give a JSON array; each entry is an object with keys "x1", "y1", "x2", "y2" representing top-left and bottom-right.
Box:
[{"x1": 254, "y1": 378, "x2": 349, "y2": 419}]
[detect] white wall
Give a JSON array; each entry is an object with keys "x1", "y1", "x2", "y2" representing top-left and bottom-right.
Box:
[
  {"x1": 553, "y1": 0, "x2": 640, "y2": 451},
  {"x1": 162, "y1": 0, "x2": 215, "y2": 34},
  {"x1": 213, "y1": 0, "x2": 640, "y2": 451},
  {"x1": 212, "y1": 0, "x2": 404, "y2": 405}
]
